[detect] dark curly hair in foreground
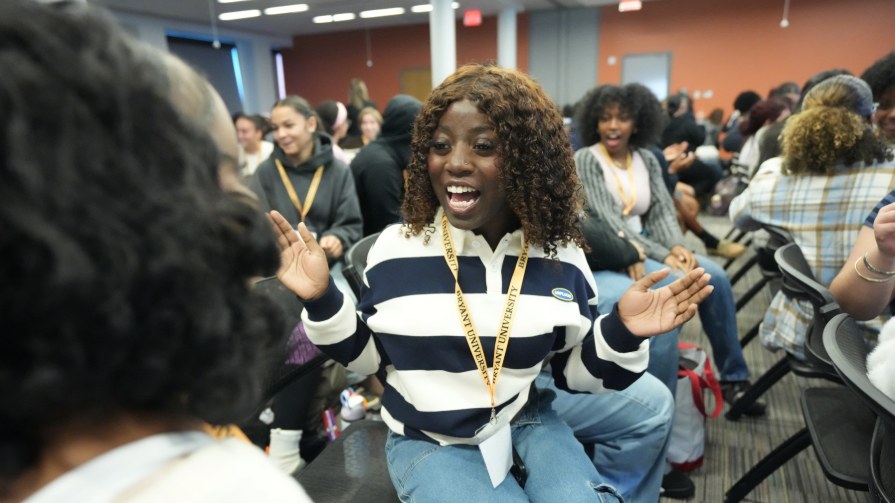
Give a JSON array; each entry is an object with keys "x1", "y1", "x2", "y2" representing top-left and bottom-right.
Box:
[
  {"x1": 0, "y1": 0, "x2": 282, "y2": 484},
  {"x1": 782, "y1": 75, "x2": 890, "y2": 175},
  {"x1": 401, "y1": 64, "x2": 584, "y2": 257},
  {"x1": 861, "y1": 51, "x2": 895, "y2": 100},
  {"x1": 574, "y1": 83, "x2": 666, "y2": 150}
]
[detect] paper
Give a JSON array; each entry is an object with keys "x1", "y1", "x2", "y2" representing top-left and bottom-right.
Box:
[{"x1": 479, "y1": 424, "x2": 512, "y2": 488}]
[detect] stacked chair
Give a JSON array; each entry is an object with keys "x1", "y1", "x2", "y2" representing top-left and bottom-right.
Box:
[{"x1": 725, "y1": 243, "x2": 875, "y2": 502}]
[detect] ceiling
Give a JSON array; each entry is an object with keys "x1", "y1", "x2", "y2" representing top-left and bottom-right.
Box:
[{"x1": 89, "y1": 0, "x2": 620, "y2": 38}]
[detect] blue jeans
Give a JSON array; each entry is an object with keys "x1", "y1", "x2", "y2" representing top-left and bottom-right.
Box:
[
  {"x1": 593, "y1": 255, "x2": 749, "y2": 393},
  {"x1": 542, "y1": 371, "x2": 673, "y2": 503},
  {"x1": 384, "y1": 385, "x2": 623, "y2": 502}
]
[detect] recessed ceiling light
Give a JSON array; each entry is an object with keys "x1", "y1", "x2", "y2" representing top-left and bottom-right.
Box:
[
  {"x1": 411, "y1": 2, "x2": 459, "y2": 13},
  {"x1": 264, "y1": 4, "x2": 309, "y2": 15},
  {"x1": 312, "y1": 15, "x2": 334, "y2": 23},
  {"x1": 359, "y1": 7, "x2": 405, "y2": 18},
  {"x1": 219, "y1": 9, "x2": 261, "y2": 20},
  {"x1": 332, "y1": 13, "x2": 356, "y2": 22}
]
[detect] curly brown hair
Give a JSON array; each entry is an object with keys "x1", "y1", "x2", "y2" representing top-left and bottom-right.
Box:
[
  {"x1": 782, "y1": 75, "x2": 890, "y2": 175},
  {"x1": 401, "y1": 64, "x2": 584, "y2": 257}
]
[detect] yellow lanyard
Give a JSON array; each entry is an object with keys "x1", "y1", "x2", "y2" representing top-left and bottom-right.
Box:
[
  {"x1": 599, "y1": 144, "x2": 636, "y2": 216},
  {"x1": 275, "y1": 159, "x2": 324, "y2": 222},
  {"x1": 440, "y1": 214, "x2": 528, "y2": 423}
]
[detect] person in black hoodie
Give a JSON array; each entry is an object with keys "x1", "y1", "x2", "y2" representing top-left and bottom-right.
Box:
[
  {"x1": 350, "y1": 94, "x2": 422, "y2": 236},
  {"x1": 249, "y1": 95, "x2": 363, "y2": 263}
]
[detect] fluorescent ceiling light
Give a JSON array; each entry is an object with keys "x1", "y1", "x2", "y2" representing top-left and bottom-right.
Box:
[
  {"x1": 264, "y1": 4, "x2": 309, "y2": 15},
  {"x1": 313, "y1": 12, "x2": 355, "y2": 23},
  {"x1": 219, "y1": 9, "x2": 261, "y2": 20},
  {"x1": 217, "y1": 0, "x2": 251, "y2": 3},
  {"x1": 359, "y1": 7, "x2": 405, "y2": 18},
  {"x1": 411, "y1": 3, "x2": 459, "y2": 13}
]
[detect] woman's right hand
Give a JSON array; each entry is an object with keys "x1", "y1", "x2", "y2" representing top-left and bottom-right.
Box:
[{"x1": 268, "y1": 210, "x2": 331, "y2": 301}]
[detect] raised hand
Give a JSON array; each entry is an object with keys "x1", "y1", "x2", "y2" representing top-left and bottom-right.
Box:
[
  {"x1": 617, "y1": 267, "x2": 713, "y2": 337},
  {"x1": 268, "y1": 210, "x2": 331, "y2": 301}
]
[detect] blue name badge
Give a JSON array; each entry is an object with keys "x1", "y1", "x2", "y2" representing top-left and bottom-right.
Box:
[{"x1": 551, "y1": 288, "x2": 574, "y2": 302}]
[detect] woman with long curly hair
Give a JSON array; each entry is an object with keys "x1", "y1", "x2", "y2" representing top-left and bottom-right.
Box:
[
  {"x1": 272, "y1": 64, "x2": 712, "y2": 500},
  {"x1": 732, "y1": 75, "x2": 895, "y2": 359},
  {"x1": 1, "y1": 1, "x2": 311, "y2": 501},
  {"x1": 574, "y1": 83, "x2": 764, "y2": 420}
]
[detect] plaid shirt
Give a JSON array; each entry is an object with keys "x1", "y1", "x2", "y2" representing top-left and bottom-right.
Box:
[{"x1": 730, "y1": 158, "x2": 895, "y2": 359}]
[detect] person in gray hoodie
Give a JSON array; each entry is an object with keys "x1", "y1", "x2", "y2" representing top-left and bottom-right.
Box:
[
  {"x1": 250, "y1": 95, "x2": 362, "y2": 263},
  {"x1": 351, "y1": 94, "x2": 422, "y2": 236}
]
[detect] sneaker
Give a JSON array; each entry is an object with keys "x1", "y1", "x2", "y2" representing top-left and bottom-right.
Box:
[
  {"x1": 661, "y1": 469, "x2": 696, "y2": 499},
  {"x1": 707, "y1": 240, "x2": 746, "y2": 259},
  {"x1": 720, "y1": 380, "x2": 767, "y2": 417}
]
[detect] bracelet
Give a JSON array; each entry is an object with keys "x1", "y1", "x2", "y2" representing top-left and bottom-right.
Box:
[
  {"x1": 854, "y1": 257, "x2": 895, "y2": 283},
  {"x1": 863, "y1": 250, "x2": 895, "y2": 276}
]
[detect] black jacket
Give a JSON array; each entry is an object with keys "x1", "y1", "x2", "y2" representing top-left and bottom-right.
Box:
[
  {"x1": 249, "y1": 134, "x2": 362, "y2": 251},
  {"x1": 351, "y1": 95, "x2": 422, "y2": 236}
]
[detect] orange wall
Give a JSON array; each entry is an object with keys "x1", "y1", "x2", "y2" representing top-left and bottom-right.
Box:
[
  {"x1": 598, "y1": 0, "x2": 895, "y2": 118},
  {"x1": 281, "y1": 14, "x2": 529, "y2": 109}
]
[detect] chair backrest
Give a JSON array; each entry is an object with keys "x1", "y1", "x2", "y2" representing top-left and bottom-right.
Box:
[
  {"x1": 824, "y1": 313, "x2": 895, "y2": 501},
  {"x1": 342, "y1": 232, "x2": 380, "y2": 299},
  {"x1": 775, "y1": 242, "x2": 840, "y2": 367},
  {"x1": 756, "y1": 225, "x2": 793, "y2": 278}
]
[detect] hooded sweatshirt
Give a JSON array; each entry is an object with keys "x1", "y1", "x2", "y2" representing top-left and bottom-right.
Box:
[
  {"x1": 249, "y1": 134, "x2": 362, "y2": 253},
  {"x1": 350, "y1": 95, "x2": 422, "y2": 236}
]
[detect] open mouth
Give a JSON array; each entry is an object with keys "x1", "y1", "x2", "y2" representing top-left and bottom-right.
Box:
[{"x1": 446, "y1": 185, "x2": 481, "y2": 210}]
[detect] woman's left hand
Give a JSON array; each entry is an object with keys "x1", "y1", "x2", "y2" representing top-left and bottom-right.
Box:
[{"x1": 617, "y1": 267, "x2": 713, "y2": 337}]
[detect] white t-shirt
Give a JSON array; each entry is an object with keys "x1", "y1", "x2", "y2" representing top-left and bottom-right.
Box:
[
  {"x1": 25, "y1": 432, "x2": 313, "y2": 503},
  {"x1": 239, "y1": 141, "x2": 275, "y2": 176}
]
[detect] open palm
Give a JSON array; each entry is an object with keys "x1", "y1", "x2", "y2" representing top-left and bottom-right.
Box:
[
  {"x1": 617, "y1": 267, "x2": 713, "y2": 337},
  {"x1": 268, "y1": 210, "x2": 331, "y2": 301}
]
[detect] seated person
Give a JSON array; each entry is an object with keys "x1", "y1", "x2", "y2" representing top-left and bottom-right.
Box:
[
  {"x1": 861, "y1": 51, "x2": 895, "y2": 145},
  {"x1": 731, "y1": 75, "x2": 895, "y2": 360},
  {"x1": 271, "y1": 64, "x2": 712, "y2": 501},
  {"x1": 573, "y1": 82, "x2": 765, "y2": 415},
  {"x1": 0, "y1": 2, "x2": 310, "y2": 501}
]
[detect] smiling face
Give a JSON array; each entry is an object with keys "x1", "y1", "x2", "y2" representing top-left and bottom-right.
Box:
[
  {"x1": 270, "y1": 105, "x2": 316, "y2": 164},
  {"x1": 360, "y1": 112, "x2": 381, "y2": 142},
  {"x1": 875, "y1": 87, "x2": 895, "y2": 142},
  {"x1": 598, "y1": 103, "x2": 634, "y2": 157},
  {"x1": 427, "y1": 99, "x2": 517, "y2": 248},
  {"x1": 235, "y1": 117, "x2": 263, "y2": 152}
]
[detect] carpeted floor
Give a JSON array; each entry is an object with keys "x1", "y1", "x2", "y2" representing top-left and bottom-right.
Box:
[{"x1": 660, "y1": 215, "x2": 866, "y2": 503}]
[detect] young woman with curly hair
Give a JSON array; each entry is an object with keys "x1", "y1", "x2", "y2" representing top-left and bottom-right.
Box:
[
  {"x1": 732, "y1": 75, "x2": 895, "y2": 359},
  {"x1": 1, "y1": 2, "x2": 311, "y2": 501},
  {"x1": 272, "y1": 64, "x2": 713, "y2": 501},
  {"x1": 574, "y1": 84, "x2": 765, "y2": 419}
]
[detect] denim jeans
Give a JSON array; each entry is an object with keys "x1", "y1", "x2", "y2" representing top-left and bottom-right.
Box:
[
  {"x1": 384, "y1": 385, "x2": 623, "y2": 502},
  {"x1": 592, "y1": 255, "x2": 749, "y2": 393},
  {"x1": 541, "y1": 371, "x2": 673, "y2": 503}
]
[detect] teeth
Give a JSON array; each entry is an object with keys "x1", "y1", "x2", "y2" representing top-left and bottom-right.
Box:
[
  {"x1": 447, "y1": 186, "x2": 476, "y2": 194},
  {"x1": 449, "y1": 199, "x2": 476, "y2": 208}
]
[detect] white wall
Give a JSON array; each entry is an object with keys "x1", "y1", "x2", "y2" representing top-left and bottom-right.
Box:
[{"x1": 109, "y1": 10, "x2": 292, "y2": 115}]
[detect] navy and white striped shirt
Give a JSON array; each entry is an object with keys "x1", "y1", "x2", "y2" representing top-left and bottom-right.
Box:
[{"x1": 302, "y1": 210, "x2": 648, "y2": 445}]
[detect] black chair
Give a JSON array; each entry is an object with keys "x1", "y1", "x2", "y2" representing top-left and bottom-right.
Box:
[
  {"x1": 342, "y1": 232, "x2": 380, "y2": 300},
  {"x1": 734, "y1": 225, "x2": 790, "y2": 348},
  {"x1": 825, "y1": 313, "x2": 895, "y2": 502},
  {"x1": 295, "y1": 233, "x2": 399, "y2": 502},
  {"x1": 725, "y1": 247, "x2": 875, "y2": 502},
  {"x1": 726, "y1": 241, "x2": 841, "y2": 420},
  {"x1": 296, "y1": 419, "x2": 397, "y2": 502}
]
